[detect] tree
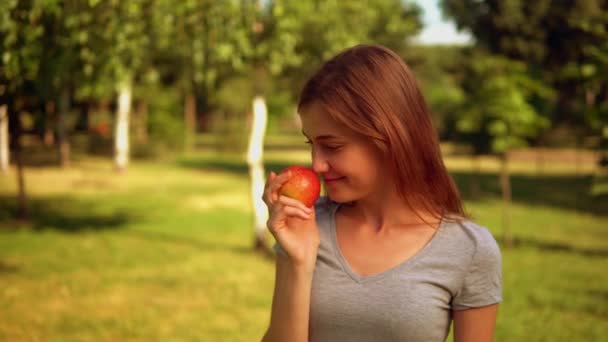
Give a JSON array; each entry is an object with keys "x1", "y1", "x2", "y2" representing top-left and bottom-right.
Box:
[
  {"x1": 112, "y1": 2, "x2": 150, "y2": 171},
  {"x1": 264, "y1": 0, "x2": 422, "y2": 100},
  {"x1": 0, "y1": 0, "x2": 61, "y2": 220},
  {"x1": 0, "y1": 104, "x2": 7, "y2": 172},
  {"x1": 442, "y1": 0, "x2": 608, "y2": 136},
  {"x1": 407, "y1": 45, "x2": 467, "y2": 140},
  {"x1": 455, "y1": 52, "x2": 551, "y2": 247},
  {"x1": 574, "y1": 15, "x2": 608, "y2": 169},
  {"x1": 35, "y1": 1, "x2": 101, "y2": 167}
]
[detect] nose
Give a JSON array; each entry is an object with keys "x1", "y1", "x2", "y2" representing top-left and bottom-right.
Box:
[{"x1": 311, "y1": 149, "x2": 329, "y2": 174}]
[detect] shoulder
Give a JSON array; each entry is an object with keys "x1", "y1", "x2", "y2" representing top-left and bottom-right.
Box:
[
  {"x1": 446, "y1": 219, "x2": 499, "y2": 249},
  {"x1": 448, "y1": 220, "x2": 503, "y2": 309},
  {"x1": 441, "y1": 219, "x2": 502, "y2": 263}
]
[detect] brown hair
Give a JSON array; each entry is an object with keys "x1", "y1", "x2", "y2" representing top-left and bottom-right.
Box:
[{"x1": 298, "y1": 44, "x2": 466, "y2": 222}]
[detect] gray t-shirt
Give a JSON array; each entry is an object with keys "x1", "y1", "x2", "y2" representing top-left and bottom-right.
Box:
[{"x1": 274, "y1": 197, "x2": 503, "y2": 342}]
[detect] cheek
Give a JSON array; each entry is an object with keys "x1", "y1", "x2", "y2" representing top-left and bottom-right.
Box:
[
  {"x1": 340, "y1": 152, "x2": 380, "y2": 179},
  {"x1": 328, "y1": 151, "x2": 353, "y2": 173},
  {"x1": 351, "y1": 150, "x2": 386, "y2": 184},
  {"x1": 357, "y1": 164, "x2": 383, "y2": 186}
]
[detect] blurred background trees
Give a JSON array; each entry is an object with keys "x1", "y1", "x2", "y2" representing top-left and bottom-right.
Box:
[
  {"x1": 1, "y1": 0, "x2": 606, "y2": 235},
  {"x1": 0, "y1": 4, "x2": 607, "y2": 339}
]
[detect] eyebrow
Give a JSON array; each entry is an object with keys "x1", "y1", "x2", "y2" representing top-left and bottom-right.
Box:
[{"x1": 301, "y1": 131, "x2": 341, "y2": 140}]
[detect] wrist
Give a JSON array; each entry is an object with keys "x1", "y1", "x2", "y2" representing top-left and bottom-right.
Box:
[{"x1": 279, "y1": 253, "x2": 317, "y2": 275}]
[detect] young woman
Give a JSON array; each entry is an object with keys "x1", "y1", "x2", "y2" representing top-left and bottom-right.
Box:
[{"x1": 261, "y1": 44, "x2": 502, "y2": 342}]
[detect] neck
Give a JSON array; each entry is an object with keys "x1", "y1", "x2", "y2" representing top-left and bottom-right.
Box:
[{"x1": 344, "y1": 190, "x2": 440, "y2": 233}]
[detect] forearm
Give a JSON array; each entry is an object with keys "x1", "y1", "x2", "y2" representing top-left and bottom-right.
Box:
[{"x1": 262, "y1": 256, "x2": 315, "y2": 342}]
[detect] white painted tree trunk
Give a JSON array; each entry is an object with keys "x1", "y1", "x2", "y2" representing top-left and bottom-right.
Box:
[
  {"x1": 0, "y1": 105, "x2": 8, "y2": 172},
  {"x1": 114, "y1": 77, "x2": 132, "y2": 171},
  {"x1": 247, "y1": 96, "x2": 269, "y2": 248}
]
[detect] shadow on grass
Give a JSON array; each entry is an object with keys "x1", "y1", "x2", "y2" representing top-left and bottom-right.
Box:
[
  {"x1": 0, "y1": 260, "x2": 20, "y2": 274},
  {"x1": 506, "y1": 237, "x2": 608, "y2": 258},
  {"x1": 0, "y1": 195, "x2": 134, "y2": 232},
  {"x1": 451, "y1": 172, "x2": 608, "y2": 216},
  {"x1": 586, "y1": 289, "x2": 608, "y2": 303},
  {"x1": 178, "y1": 156, "x2": 295, "y2": 177},
  {"x1": 123, "y1": 229, "x2": 258, "y2": 256}
]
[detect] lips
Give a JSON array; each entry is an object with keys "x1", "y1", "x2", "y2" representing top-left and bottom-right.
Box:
[{"x1": 324, "y1": 176, "x2": 345, "y2": 183}]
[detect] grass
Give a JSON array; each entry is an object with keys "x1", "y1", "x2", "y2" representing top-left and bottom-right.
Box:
[{"x1": 0, "y1": 142, "x2": 606, "y2": 341}]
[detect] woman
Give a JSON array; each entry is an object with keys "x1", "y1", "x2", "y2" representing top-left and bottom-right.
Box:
[{"x1": 261, "y1": 44, "x2": 502, "y2": 342}]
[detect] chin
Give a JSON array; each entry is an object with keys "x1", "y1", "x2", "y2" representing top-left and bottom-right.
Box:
[{"x1": 327, "y1": 191, "x2": 358, "y2": 204}]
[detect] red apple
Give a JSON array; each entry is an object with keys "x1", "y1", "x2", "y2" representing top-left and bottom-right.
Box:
[{"x1": 278, "y1": 166, "x2": 320, "y2": 207}]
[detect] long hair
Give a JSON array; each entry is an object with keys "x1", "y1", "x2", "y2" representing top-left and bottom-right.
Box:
[{"x1": 298, "y1": 44, "x2": 466, "y2": 222}]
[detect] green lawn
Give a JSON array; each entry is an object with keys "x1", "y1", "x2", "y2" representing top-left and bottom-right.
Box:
[{"x1": 0, "y1": 147, "x2": 606, "y2": 341}]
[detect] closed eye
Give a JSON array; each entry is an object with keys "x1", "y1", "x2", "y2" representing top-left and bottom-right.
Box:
[
  {"x1": 324, "y1": 145, "x2": 342, "y2": 150},
  {"x1": 304, "y1": 140, "x2": 342, "y2": 151}
]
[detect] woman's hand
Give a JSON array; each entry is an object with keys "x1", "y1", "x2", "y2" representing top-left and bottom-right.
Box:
[{"x1": 263, "y1": 170, "x2": 320, "y2": 269}]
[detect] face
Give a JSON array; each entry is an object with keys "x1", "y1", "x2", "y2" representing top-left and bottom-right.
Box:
[{"x1": 299, "y1": 102, "x2": 389, "y2": 203}]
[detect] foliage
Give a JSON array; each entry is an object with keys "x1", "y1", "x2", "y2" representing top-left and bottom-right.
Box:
[
  {"x1": 261, "y1": 0, "x2": 423, "y2": 99},
  {"x1": 455, "y1": 52, "x2": 553, "y2": 155},
  {"x1": 441, "y1": 0, "x2": 608, "y2": 134},
  {"x1": 407, "y1": 45, "x2": 467, "y2": 138}
]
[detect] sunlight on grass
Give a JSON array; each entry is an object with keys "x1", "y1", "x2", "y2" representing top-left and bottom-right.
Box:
[
  {"x1": 183, "y1": 192, "x2": 250, "y2": 212},
  {"x1": 443, "y1": 155, "x2": 599, "y2": 175},
  {"x1": 0, "y1": 144, "x2": 606, "y2": 341}
]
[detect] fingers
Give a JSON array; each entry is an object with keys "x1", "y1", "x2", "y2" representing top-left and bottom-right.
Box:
[
  {"x1": 267, "y1": 196, "x2": 315, "y2": 232},
  {"x1": 263, "y1": 170, "x2": 292, "y2": 206},
  {"x1": 277, "y1": 195, "x2": 313, "y2": 213},
  {"x1": 275, "y1": 203, "x2": 312, "y2": 221}
]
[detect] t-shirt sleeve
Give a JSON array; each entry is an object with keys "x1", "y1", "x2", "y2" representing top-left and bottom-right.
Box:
[{"x1": 452, "y1": 229, "x2": 503, "y2": 311}]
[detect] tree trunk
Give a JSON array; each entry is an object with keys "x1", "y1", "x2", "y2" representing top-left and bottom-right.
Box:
[
  {"x1": 8, "y1": 103, "x2": 27, "y2": 221},
  {"x1": 0, "y1": 105, "x2": 8, "y2": 172},
  {"x1": 57, "y1": 88, "x2": 71, "y2": 168},
  {"x1": 536, "y1": 139, "x2": 544, "y2": 176},
  {"x1": 73, "y1": 100, "x2": 90, "y2": 133},
  {"x1": 134, "y1": 100, "x2": 148, "y2": 145},
  {"x1": 114, "y1": 77, "x2": 132, "y2": 172},
  {"x1": 575, "y1": 134, "x2": 582, "y2": 176},
  {"x1": 43, "y1": 101, "x2": 55, "y2": 146},
  {"x1": 499, "y1": 153, "x2": 513, "y2": 248},
  {"x1": 470, "y1": 153, "x2": 481, "y2": 199},
  {"x1": 247, "y1": 95, "x2": 270, "y2": 255},
  {"x1": 184, "y1": 93, "x2": 196, "y2": 151},
  {"x1": 194, "y1": 86, "x2": 211, "y2": 132},
  {"x1": 15, "y1": 142, "x2": 27, "y2": 221}
]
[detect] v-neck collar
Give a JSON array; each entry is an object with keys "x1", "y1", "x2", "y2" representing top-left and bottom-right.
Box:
[{"x1": 328, "y1": 202, "x2": 445, "y2": 284}]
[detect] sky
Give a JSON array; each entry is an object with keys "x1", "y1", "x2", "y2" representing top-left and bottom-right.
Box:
[{"x1": 412, "y1": 0, "x2": 472, "y2": 45}]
